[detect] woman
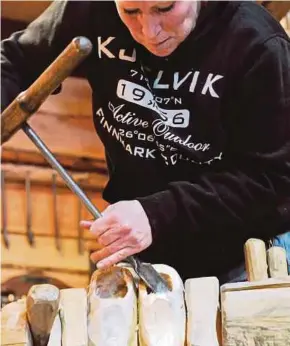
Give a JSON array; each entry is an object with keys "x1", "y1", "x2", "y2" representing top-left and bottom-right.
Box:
[{"x1": 1, "y1": 1, "x2": 290, "y2": 283}]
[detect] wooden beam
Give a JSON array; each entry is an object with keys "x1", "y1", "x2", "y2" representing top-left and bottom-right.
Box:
[
  {"x1": 261, "y1": 1, "x2": 290, "y2": 21},
  {"x1": 2, "y1": 111, "x2": 105, "y2": 160},
  {"x1": 1, "y1": 18, "x2": 27, "y2": 40},
  {"x1": 1, "y1": 264, "x2": 88, "y2": 276},
  {"x1": 1, "y1": 1, "x2": 52, "y2": 23},
  {"x1": 1, "y1": 20, "x2": 87, "y2": 78},
  {"x1": 2, "y1": 77, "x2": 105, "y2": 157},
  {"x1": 1, "y1": 267, "x2": 89, "y2": 289},
  {"x1": 2, "y1": 162, "x2": 108, "y2": 189},
  {"x1": 1, "y1": 181, "x2": 108, "y2": 238},
  {"x1": 2, "y1": 149, "x2": 107, "y2": 175},
  {"x1": 39, "y1": 77, "x2": 93, "y2": 118},
  {"x1": 1, "y1": 231, "x2": 100, "y2": 241},
  {"x1": 1, "y1": 234, "x2": 96, "y2": 272},
  {"x1": 280, "y1": 14, "x2": 290, "y2": 36}
]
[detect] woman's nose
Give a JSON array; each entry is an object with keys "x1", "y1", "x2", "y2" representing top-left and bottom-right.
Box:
[{"x1": 140, "y1": 14, "x2": 161, "y2": 40}]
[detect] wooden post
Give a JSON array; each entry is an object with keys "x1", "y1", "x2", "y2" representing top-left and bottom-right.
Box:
[
  {"x1": 244, "y1": 238, "x2": 268, "y2": 281},
  {"x1": 59, "y1": 288, "x2": 88, "y2": 346},
  {"x1": 1, "y1": 299, "x2": 32, "y2": 346},
  {"x1": 267, "y1": 246, "x2": 289, "y2": 278},
  {"x1": 185, "y1": 277, "x2": 220, "y2": 346}
]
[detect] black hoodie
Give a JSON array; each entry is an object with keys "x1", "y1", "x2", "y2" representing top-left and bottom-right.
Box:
[{"x1": 1, "y1": 1, "x2": 290, "y2": 282}]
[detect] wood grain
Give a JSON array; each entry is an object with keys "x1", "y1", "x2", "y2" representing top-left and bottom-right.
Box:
[
  {"x1": 1, "y1": 234, "x2": 100, "y2": 271},
  {"x1": 26, "y1": 284, "x2": 60, "y2": 346},
  {"x1": 244, "y1": 238, "x2": 268, "y2": 281},
  {"x1": 267, "y1": 246, "x2": 289, "y2": 278},
  {"x1": 1, "y1": 267, "x2": 89, "y2": 289},
  {"x1": 60, "y1": 288, "x2": 88, "y2": 346},
  {"x1": 185, "y1": 277, "x2": 220, "y2": 346},
  {"x1": 2, "y1": 110, "x2": 105, "y2": 159},
  {"x1": 221, "y1": 278, "x2": 290, "y2": 346},
  {"x1": 1, "y1": 181, "x2": 108, "y2": 238},
  {"x1": 1, "y1": 299, "x2": 32, "y2": 346}
]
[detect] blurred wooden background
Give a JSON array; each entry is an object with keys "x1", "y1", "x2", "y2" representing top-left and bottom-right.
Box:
[{"x1": 1, "y1": 1, "x2": 110, "y2": 301}]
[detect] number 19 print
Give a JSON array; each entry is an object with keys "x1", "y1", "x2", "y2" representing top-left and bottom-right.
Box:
[{"x1": 117, "y1": 80, "x2": 190, "y2": 128}]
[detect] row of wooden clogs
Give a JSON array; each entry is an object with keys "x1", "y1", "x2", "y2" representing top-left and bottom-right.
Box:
[
  {"x1": 2, "y1": 238, "x2": 290, "y2": 346},
  {"x1": 1, "y1": 264, "x2": 221, "y2": 346}
]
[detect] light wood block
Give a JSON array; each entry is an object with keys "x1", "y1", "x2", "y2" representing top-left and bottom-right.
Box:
[
  {"x1": 185, "y1": 277, "x2": 220, "y2": 346},
  {"x1": 221, "y1": 277, "x2": 290, "y2": 346},
  {"x1": 267, "y1": 246, "x2": 289, "y2": 278},
  {"x1": 47, "y1": 314, "x2": 61, "y2": 346},
  {"x1": 244, "y1": 238, "x2": 268, "y2": 281},
  {"x1": 59, "y1": 288, "x2": 88, "y2": 346},
  {"x1": 1, "y1": 299, "x2": 32, "y2": 346}
]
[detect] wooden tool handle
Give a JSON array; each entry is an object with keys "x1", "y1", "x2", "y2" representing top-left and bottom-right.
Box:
[
  {"x1": 267, "y1": 246, "x2": 289, "y2": 278},
  {"x1": 244, "y1": 238, "x2": 268, "y2": 281},
  {"x1": 1, "y1": 36, "x2": 92, "y2": 144},
  {"x1": 26, "y1": 284, "x2": 60, "y2": 346}
]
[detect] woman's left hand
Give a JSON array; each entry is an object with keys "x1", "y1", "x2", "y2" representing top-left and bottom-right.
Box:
[{"x1": 80, "y1": 200, "x2": 152, "y2": 269}]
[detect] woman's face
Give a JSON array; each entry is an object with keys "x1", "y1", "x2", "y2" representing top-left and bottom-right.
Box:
[{"x1": 115, "y1": 1, "x2": 200, "y2": 57}]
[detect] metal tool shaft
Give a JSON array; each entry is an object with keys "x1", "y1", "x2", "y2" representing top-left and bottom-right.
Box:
[
  {"x1": 22, "y1": 122, "x2": 169, "y2": 293},
  {"x1": 23, "y1": 123, "x2": 100, "y2": 218}
]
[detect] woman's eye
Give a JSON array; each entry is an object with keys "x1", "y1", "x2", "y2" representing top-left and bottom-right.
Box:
[
  {"x1": 124, "y1": 8, "x2": 139, "y2": 15},
  {"x1": 123, "y1": 2, "x2": 175, "y2": 16},
  {"x1": 157, "y1": 3, "x2": 175, "y2": 13}
]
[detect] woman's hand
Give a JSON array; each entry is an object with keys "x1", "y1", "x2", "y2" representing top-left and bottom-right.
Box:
[{"x1": 80, "y1": 200, "x2": 152, "y2": 269}]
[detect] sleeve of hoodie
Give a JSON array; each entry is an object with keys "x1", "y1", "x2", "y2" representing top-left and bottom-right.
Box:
[
  {"x1": 138, "y1": 35, "x2": 290, "y2": 240},
  {"x1": 1, "y1": 0, "x2": 92, "y2": 112}
]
